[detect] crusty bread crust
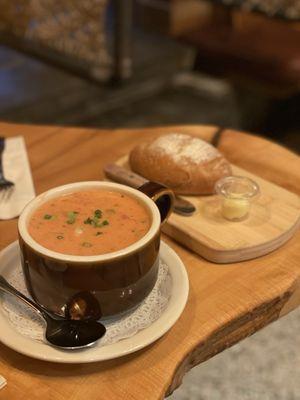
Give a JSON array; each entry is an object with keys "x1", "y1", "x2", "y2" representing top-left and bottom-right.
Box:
[{"x1": 129, "y1": 134, "x2": 232, "y2": 195}]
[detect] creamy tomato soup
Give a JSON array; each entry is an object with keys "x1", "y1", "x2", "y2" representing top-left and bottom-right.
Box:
[{"x1": 28, "y1": 190, "x2": 151, "y2": 256}]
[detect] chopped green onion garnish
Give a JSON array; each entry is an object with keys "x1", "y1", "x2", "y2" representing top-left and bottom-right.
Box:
[
  {"x1": 94, "y1": 219, "x2": 109, "y2": 228},
  {"x1": 44, "y1": 214, "x2": 53, "y2": 220},
  {"x1": 94, "y1": 209, "x2": 102, "y2": 218},
  {"x1": 66, "y1": 211, "x2": 78, "y2": 224},
  {"x1": 82, "y1": 206, "x2": 109, "y2": 228},
  {"x1": 57, "y1": 235, "x2": 64, "y2": 240}
]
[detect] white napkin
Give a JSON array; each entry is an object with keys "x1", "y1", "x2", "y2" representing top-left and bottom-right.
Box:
[
  {"x1": 0, "y1": 136, "x2": 35, "y2": 220},
  {"x1": 0, "y1": 375, "x2": 6, "y2": 389}
]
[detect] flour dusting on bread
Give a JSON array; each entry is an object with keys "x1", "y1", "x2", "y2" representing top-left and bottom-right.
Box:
[
  {"x1": 129, "y1": 132, "x2": 232, "y2": 195},
  {"x1": 148, "y1": 133, "x2": 218, "y2": 165}
]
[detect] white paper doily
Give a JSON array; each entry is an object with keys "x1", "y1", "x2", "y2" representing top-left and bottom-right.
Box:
[{"x1": 2, "y1": 261, "x2": 171, "y2": 347}]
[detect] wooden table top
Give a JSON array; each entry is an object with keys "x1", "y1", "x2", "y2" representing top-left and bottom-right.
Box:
[{"x1": 0, "y1": 122, "x2": 299, "y2": 400}]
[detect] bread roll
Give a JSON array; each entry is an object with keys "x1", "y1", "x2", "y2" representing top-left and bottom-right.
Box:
[{"x1": 129, "y1": 133, "x2": 232, "y2": 195}]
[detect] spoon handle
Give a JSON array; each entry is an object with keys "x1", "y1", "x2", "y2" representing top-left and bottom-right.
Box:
[{"x1": 0, "y1": 275, "x2": 46, "y2": 319}]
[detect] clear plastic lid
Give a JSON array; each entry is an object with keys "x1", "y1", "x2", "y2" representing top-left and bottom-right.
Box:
[{"x1": 215, "y1": 176, "x2": 260, "y2": 200}]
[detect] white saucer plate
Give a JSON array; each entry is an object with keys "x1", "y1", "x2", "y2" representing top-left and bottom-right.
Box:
[{"x1": 0, "y1": 241, "x2": 189, "y2": 363}]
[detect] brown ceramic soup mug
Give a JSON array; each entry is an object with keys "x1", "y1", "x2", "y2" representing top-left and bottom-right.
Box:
[{"x1": 18, "y1": 181, "x2": 174, "y2": 319}]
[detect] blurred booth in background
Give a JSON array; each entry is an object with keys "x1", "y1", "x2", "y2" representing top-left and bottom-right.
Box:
[
  {"x1": 137, "y1": 0, "x2": 300, "y2": 95},
  {"x1": 0, "y1": 0, "x2": 299, "y2": 139},
  {"x1": 137, "y1": 0, "x2": 300, "y2": 131},
  {"x1": 1, "y1": 0, "x2": 299, "y2": 94}
]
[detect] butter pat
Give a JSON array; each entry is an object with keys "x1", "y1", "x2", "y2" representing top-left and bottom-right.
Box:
[
  {"x1": 215, "y1": 176, "x2": 259, "y2": 223},
  {"x1": 222, "y1": 197, "x2": 250, "y2": 221}
]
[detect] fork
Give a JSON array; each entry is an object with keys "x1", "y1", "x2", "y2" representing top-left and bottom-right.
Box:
[{"x1": 0, "y1": 137, "x2": 14, "y2": 192}]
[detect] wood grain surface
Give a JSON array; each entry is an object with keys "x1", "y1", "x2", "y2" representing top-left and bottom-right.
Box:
[{"x1": 0, "y1": 122, "x2": 300, "y2": 400}]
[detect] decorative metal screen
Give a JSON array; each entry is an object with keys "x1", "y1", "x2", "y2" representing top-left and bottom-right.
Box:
[{"x1": 0, "y1": 0, "x2": 111, "y2": 79}]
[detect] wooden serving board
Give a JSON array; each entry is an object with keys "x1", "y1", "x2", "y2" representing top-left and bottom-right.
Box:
[{"x1": 116, "y1": 156, "x2": 300, "y2": 263}]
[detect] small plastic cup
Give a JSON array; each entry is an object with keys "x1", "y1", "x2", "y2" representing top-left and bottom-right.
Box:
[{"x1": 215, "y1": 176, "x2": 260, "y2": 221}]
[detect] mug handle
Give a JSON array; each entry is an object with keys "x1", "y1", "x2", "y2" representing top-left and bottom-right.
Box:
[
  {"x1": 138, "y1": 182, "x2": 175, "y2": 224},
  {"x1": 104, "y1": 164, "x2": 174, "y2": 224}
]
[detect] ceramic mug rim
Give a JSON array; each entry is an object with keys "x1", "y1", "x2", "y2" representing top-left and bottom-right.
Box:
[{"x1": 18, "y1": 181, "x2": 161, "y2": 263}]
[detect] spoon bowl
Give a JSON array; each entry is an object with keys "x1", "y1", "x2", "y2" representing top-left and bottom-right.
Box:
[{"x1": 45, "y1": 317, "x2": 106, "y2": 349}]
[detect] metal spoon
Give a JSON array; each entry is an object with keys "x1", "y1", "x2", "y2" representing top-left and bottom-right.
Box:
[{"x1": 0, "y1": 276, "x2": 106, "y2": 349}]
